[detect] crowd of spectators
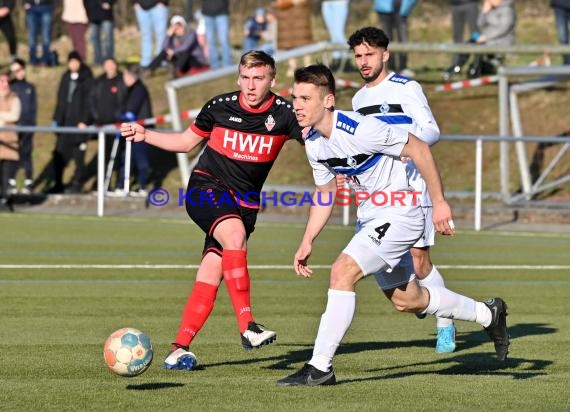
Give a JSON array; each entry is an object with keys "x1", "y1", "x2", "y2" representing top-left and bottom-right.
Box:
[{"x1": 0, "y1": 1, "x2": 566, "y2": 206}]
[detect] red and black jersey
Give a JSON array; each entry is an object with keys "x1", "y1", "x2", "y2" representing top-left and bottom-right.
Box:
[{"x1": 190, "y1": 90, "x2": 303, "y2": 205}]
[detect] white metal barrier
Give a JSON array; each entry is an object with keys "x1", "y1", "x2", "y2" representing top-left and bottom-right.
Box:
[{"x1": 497, "y1": 65, "x2": 570, "y2": 202}]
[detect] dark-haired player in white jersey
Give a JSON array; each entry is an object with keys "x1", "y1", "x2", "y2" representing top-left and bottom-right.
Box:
[
  {"x1": 121, "y1": 51, "x2": 304, "y2": 371},
  {"x1": 276, "y1": 64, "x2": 509, "y2": 386},
  {"x1": 348, "y1": 26, "x2": 456, "y2": 353}
]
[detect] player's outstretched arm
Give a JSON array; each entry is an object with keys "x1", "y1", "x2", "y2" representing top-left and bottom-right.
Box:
[
  {"x1": 120, "y1": 122, "x2": 204, "y2": 153},
  {"x1": 401, "y1": 134, "x2": 455, "y2": 236},
  {"x1": 294, "y1": 178, "x2": 337, "y2": 277}
]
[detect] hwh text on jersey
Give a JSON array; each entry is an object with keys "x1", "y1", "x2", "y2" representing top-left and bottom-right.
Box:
[{"x1": 223, "y1": 129, "x2": 274, "y2": 155}]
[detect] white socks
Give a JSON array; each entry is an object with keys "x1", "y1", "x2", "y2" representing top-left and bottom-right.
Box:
[
  {"x1": 417, "y1": 265, "x2": 452, "y2": 328},
  {"x1": 309, "y1": 289, "x2": 355, "y2": 373},
  {"x1": 423, "y1": 284, "x2": 492, "y2": 327}
]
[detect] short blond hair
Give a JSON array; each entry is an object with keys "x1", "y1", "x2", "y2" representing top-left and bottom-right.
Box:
[{"x1": 239, "y1": 50, "x2": 276, "y2": 78}]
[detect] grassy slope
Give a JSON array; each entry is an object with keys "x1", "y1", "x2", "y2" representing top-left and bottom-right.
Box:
[{"x1": 6, "y1": 2, "x2": 569, "y2": 199}]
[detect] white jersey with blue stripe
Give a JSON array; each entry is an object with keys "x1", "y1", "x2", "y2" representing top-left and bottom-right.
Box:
[
  {"x1": 305, "y1": 110, "x2": 412, "y2": 219},
  {"x1": 352, "y1": 72, "x2": 440, "y2": 206}
]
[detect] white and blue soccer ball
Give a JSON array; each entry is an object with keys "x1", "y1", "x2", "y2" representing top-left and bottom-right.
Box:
[{"x1": 103, "y1": 327, "x2": 153, "y2": 377}]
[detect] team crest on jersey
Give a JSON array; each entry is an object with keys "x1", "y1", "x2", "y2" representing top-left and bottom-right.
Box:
[
  {"x1": 380, "y1": 102, "x2": 390, "y2": 114},
  {"x1": 265, "y1": 114, "x2": 275, "y2": 131},
  {"x1": 347, "y1": 155, "x2": 357, "y2": 169}
]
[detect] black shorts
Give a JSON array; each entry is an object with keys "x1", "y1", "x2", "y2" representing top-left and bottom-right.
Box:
[{"x1": 185, "y1": 171, "x2": 258, "y2": 256}]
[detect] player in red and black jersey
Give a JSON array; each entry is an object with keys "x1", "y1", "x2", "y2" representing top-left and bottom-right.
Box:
[{"x1": 121, "y1": 51, "x2": 303, "y2": 371}]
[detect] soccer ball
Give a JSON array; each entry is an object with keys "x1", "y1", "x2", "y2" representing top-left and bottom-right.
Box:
[{"x1": 103, "y1": 327, "x2": 153, "y2": 377}]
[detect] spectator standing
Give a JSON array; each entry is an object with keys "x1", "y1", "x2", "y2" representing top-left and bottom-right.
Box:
[
  {"x1": 443, "y1": 0, "x2": 480, "y2": 80},
  {"x1": 84, "y1": 0, "x2": 116, "y2": 66},
  {"x1": 0, "y1": 0, "x2": 17, "y2": 61},
  {"x1": 243, "y1": 7, "x2": 267, "y2": 53},
  {"x1": 89, "y1": 57, "x2": 124, "y2": 190},
  {"x1": 322, "y1": 0, "x2": 350, "y2": 71},
  {"x1": 9, "y1": 59, "x2": 37, "y2": 195},
  {"x1": 117, "y1": 64, "x2": 152, "y2": 196},
  {"x1": 24, "y1": 0, "x2": 55, "y2": 67},
  {"x1": 274, "y1": 0, "x2": 313, "y2": 76},
  {"x1": 202, "y1": 0, "x2": 231, "y2": 69},
  {"x1": 551, "y1": 0, "x2": 570, "y2": 65},
  {"x1": 374, "y1": 0, "x2": 418, "y2": 77},
  {"x1": 49, "y1": 51, "x2": 94, "y2": 194},
  {"x1": 0, "y1": 71, "x2": 20, "y2": 203},
  {"x1": 62, "y1": 0, "x2": 89, "y2": 62},
  {"x1": 131, "y1": 0, "x2": 169, "y2": 69},
  {"x1": 146, "y1": 15, "x2": 209, "y2": 77}
]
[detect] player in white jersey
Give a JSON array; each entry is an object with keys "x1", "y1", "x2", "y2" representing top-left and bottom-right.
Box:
[
  {"x1": 349, "y1": 26, "x2": 456, "y2": 353},
  {"x1": 276, "y1": 64, "x2": 509, "y2": 387}
]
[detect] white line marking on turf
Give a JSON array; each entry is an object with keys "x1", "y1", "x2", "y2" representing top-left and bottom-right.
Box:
[{"x1": 0, "y1": 264, "x2": 569, "y2": 270}]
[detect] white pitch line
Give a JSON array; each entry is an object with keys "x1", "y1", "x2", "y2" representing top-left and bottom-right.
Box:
[{"x1": 0, "y1": 264, "x2": 569, "y2": 270}]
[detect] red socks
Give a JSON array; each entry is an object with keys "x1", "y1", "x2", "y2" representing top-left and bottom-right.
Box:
[
  {"x1": 222, "y1": 249, "x2": 253, "y2": 333},
  {"x1": 174, "y1": 281, "x2": 218, "y2": 348}
]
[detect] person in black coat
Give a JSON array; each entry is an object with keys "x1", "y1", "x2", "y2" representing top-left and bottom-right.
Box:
[
  {"x1": 116, "y1": 63, "x2": 152, "y2": 195},
  {"x1": 48, "y1": 51, "x2": 94, "y2": 194},
  {"x1": 89, "y1": 57, "x2": 125, "y2": 190}
]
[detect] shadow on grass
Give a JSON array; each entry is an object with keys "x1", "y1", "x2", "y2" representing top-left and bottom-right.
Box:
[
  {"x1": 126, "y1": 382, "x2": 185, "y2": 391},
  {"x1": 201, "y1": 322, "x2": 556, "y2": 382},
  {"x1": 342, "y1": 353, "x2": 551, "y2": 384}
]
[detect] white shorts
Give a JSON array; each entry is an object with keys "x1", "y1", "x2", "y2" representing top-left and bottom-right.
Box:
[
  {"x1": 406, "y1": 161, "x2": 435, "y2": 249},
  {"x1": 373, "y1": 252, "x2": 415, "y2": 290},
  {"x1": 413, "y1": 206, "x2": 435, "y2": 248},
  {"x1": 343, "y1": 207, "x2": 424, "y2": 282}
]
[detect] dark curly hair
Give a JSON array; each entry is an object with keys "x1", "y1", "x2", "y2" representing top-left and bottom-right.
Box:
[{"x1": 347, "y1": 27, "x2": 390, "y2": 50}]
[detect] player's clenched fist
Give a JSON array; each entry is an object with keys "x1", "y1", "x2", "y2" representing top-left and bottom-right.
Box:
[
  {"x1": 120, "y1": 122, "x2": 146, "y2": 142},
  {"x1": 293, "y1": 241, "x2": 313, "y2": 278}
]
